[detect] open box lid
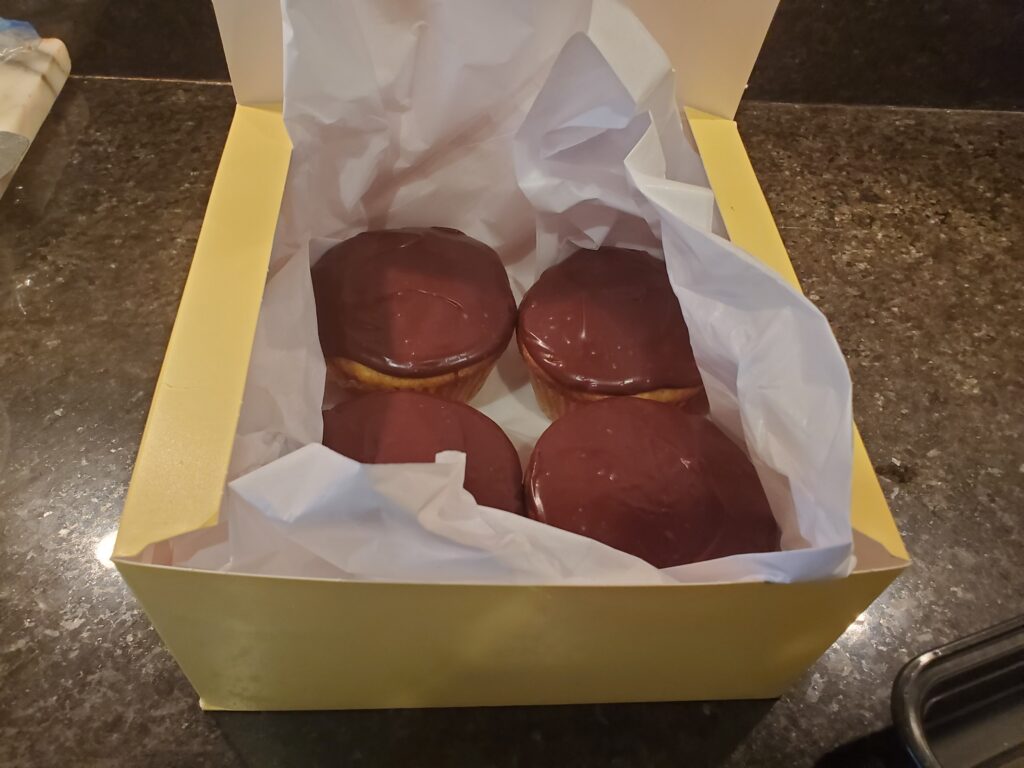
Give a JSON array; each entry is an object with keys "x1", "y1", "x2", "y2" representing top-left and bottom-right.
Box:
[{"x1": 210, "y1": 0, "x2": 779, "y2": 119}]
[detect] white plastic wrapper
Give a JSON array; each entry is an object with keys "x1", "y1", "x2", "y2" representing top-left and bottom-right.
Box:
[{"x1": 169, "y1": 0, "x2": 855, "y2": 584}]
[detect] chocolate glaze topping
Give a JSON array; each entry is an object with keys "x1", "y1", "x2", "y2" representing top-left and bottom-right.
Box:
[
  {"x1": 323, "y1": 391, "x2": 524, "y2": 515},
  {"x1": 525, "y1": 398, "x2": 780, "y2": 568},
  {"x1": 312, "y1": 228, "x2": 516, "y2": 377},
  {"x1": 518, "y1": 247, "x2": 701, "y2": 394}
]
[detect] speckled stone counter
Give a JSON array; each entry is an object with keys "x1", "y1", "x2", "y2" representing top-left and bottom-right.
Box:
[{"x1": 0, "y1": 80, "x2": 1021, "y2": 767}]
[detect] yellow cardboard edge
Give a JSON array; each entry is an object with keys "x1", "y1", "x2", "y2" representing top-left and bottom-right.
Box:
[
  {"x1": 686, "y1": 108, "x2": 909, "y2": 564},
  {"x1": 116, "y1": 560, "x2": 900, "y2": 709},
  {"x1": 113, "y1": 104, "x2": 291, "y2": 559}
]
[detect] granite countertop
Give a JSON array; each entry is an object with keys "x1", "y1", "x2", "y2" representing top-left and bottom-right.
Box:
[{"x1": 0, "y1": 78, "x2": 1021, "y2": 767}]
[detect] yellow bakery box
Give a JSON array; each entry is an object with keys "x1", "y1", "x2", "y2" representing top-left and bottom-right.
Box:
[{"x1": 113, "y1": 0, "x2": 909, "y2": 710}]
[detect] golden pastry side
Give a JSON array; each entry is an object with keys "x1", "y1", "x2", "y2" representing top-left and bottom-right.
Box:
[
  {"x1": 518, "y1": 339, "x2": 701, "y2": 420},
  {"x1": 328, "y1": 352, "x2": 501, "y2": 403}
]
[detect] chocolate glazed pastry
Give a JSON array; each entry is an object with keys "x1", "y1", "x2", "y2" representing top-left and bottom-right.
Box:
[
  {"x1": 525, "y1": 398, "x2": 780, "y2": 567},
  {"x1": 517, "y1": 246, "x2": 704, "y2": 419},
  {"x1": 312, "y1": 227, "x2": 517, "y2": 402},
  {"x1": 323, "y1": 391, "x2": 524, "y2": 515}
]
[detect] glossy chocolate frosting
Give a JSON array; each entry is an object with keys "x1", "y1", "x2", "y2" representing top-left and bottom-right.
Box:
[
  {"x1": 518, "y1": 247, "x2": 701, "y2": 394},
  {"x1": 323, "y1": 391, "x2": 524, "y2": 515},
  {"x1": 312, "y1": 228, "x2": 516, "y2": 377},
  {"x1": 525, "y1": 398, "x2": 780, "y2": 567}
]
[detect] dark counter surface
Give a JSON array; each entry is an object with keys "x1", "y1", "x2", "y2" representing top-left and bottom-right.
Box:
[{"x1": 0, "y1": 78, "x2": 1021, "y2": 767}]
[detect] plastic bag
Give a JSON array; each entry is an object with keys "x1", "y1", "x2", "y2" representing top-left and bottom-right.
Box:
[{"x1": 0, "y1": 19, "x2": 40, "y2": 63}]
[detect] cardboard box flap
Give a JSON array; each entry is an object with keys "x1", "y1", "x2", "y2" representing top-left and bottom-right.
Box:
[
  {"x1": 211, "y1": 0, "x2": 284, "y2": 108},
  {"x1": 211, "y1": 0, "x2": 778, "y2": 119},
  {"x1": 113, "y1": 105, "x2": 291, "y2": 559},
  {"x1": 686, "y1": 110, "x2": 909, "y2": 565}
]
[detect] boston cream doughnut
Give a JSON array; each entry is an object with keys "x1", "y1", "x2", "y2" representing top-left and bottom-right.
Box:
[
  {"x1": 525, "y1": 397, "x2": 780, "y2": 567},
  {"x1": 312, "y1": 227, "x2": 516, "y2": 402},
  {"x1": 517, "y1": 246, "x2": 704, "y2": 419},
  {"x1": 323, "y1": 391, "x2": 524, "y2": 515}
]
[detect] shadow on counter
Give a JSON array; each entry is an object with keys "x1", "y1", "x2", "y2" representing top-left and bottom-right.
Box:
[
  {"x1": 814, "y1": 727, "x2": 916, "y2": 768},
  {"x1": 212, "y1": 699, "x2": 774, "y2": 768}
]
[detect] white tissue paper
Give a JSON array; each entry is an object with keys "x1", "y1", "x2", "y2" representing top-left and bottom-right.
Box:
[{"x1": 169, "y1": 0, "x2": 855, "y2": 584}]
